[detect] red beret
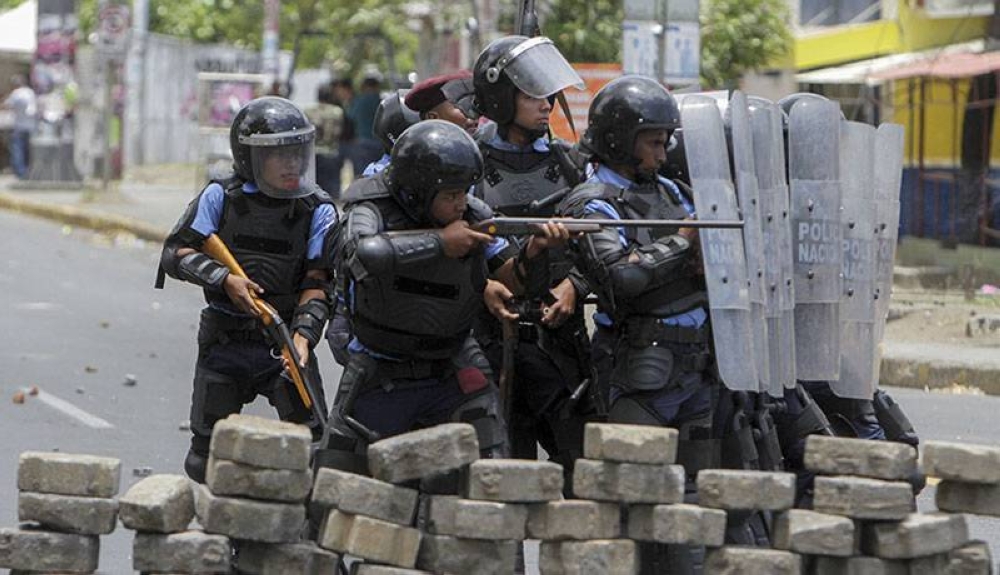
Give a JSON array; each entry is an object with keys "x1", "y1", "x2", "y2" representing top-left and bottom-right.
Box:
[{"x1": 404, "y1": 70, "x2": 473, "y2": 113}]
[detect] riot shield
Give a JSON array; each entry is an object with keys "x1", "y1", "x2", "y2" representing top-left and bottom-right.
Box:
[
  {"x1": 729, "y1": 91, "x2": 773, "y2": 396},
  {"x1": 873, "y1": 124, "x2": 905, "y2": 371},
  {"x1": 835, "y1": 121, "x2": 879, "y2": 399},
  {"x1": 748, "y1": 96, "x2": 797, "y2": 394},
  {"x1": 681, "y1": 95, "x2": 758, "y2": 392},
  {"x1": 788, "y1": 97, "x2": 843, "y2": 381}
]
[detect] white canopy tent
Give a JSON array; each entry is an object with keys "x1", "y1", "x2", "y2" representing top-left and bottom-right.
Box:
[{"x1": 0, "y1": 0, "x2": 35, "y2": 57}]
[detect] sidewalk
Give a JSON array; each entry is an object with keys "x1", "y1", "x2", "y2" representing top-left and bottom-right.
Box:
[{"x1": 1, "y1": 173, "x2": 996, "y2": 396}]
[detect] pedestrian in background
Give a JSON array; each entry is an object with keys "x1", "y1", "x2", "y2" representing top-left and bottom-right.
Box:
[
  {"x1": 346, "y1": 70, "x2": 384, "y2": 178},
  {"x1": 307, "y1": 84, "x2": 346, "y2": 198},
  {"x1": 3, "y1": 74, "x2": 36, "y2": 180}
]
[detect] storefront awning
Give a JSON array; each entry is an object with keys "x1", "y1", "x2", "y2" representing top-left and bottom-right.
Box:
[
  {"x1": 872, "y1": 49, "x2": 1000, "y2": 81},
  {"x1": 795, "y1": 40, "x2": 985, "y2": 86}
]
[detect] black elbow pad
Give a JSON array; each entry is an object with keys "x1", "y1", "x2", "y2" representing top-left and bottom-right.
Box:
[
  {"x1": 610, "y1": 235, "x2": 691, "y2": 297},
  {"x1": 176, "y1": 252, "x2": 229, "y2": 290}
]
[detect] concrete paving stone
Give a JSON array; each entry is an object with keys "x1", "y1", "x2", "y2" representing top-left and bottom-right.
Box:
[
  {"x1": 704, "y1": 546, "x2": 802, "y2": 574},
  {"x1": 367, "y1": 423, "x2": 479, "y2": 484},
  {"x1": 0, "y1": 527, "x2": 99, "y2": 573},
  {"x1": 18, "y1": 491, "x2": 118, "y2": 535},
  {"x1": 939, "y1": 540, "x2": 993, "y2": 575},
  {"x1": 862, "y1": 512, "x2": 969, "y2": 559},
  {"x1": 812, "y1": 476, "x2": 915, "y2": 520},
  {"x1": 195, "y1": 484, "x2": 306, "y2": 543},
  {"x1": 627, "y1": 503, "x2": 726, "y2": 546},
  {"x1": 424, "y1": 495, "x2": 527, "y2": 540},
  {"x1": 235, "y1": 541, "x2": 339, "y2": 575},
  {"x1": 922, "y1": 441, "x2": 1000, "y2": 484},
  {"x1": 465, "y1": 459, "x2": 564, "y2": 502},
  {"x1": 527, "y1": 499, "x2": 620, "y2": 541},
  {"x1": 805, "y1": 435, "x2": 918, "y2": 480},
  {"x1": 118, "y1": 474, "x2": 195, "y2": 533},
  {"x1": 572, "y1": 459, "x2": 685, "y2": 504},
  {"x1": 415, "y1": 534, "x2": 518, "y2": 575},
  {"x1": 206, "y1": 454, "x2": 313, "y2": 502},
  {"x1": 311, "y1": 467, "x2": 418, "y2": 526},
  {"x1": 351, "y1": 566, "x2": 434, "y2": 575},
  {"x1": 209, "y1": 414, "x2": 312, "y2": 471},
  {"x1": 771, "y1": 509, "x2": 855, "y2": 557},
  {"x1": 133, "y1": 530, "x2": 231, "y2": 573},
  {"x1": 696, "y1": 469, "x2": 797, "y2": 511},
  {"x1": 811, "y1": 556, "x2": 908, "y2": 575},
  {"x1": 583, "y1": 423, "x2": 678, "y2": 464},
  {"x1": 538, "y1": 539, "x2": 638, "y2": 575},
  {"x1": 937, "y1": 481, "x2": 1000, "y2": 516},
  {"x1": 319, "y1": 510, "x2": 421, "y2": 568},
  {"x1": 17, "y1": 451, "x2": 121, "y2": 498}
]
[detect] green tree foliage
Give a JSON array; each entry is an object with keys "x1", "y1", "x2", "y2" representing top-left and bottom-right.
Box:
[
  {"x1": 699, "y1": 0, "x2": 792, "y2": 88},
  {"x1": 537, "y1": 0, "x2": 623, "y2": 63}
]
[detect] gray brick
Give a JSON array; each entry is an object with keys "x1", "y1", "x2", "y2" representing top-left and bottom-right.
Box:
[
  {"x1": 704, "y1": 546, "x2": 802, "y2": 574},
  {"x1": 18, "y1": 491, "x2": 118, "y2": 535},
  {"x1": 209, "y1": 414, "x2": 312, "y2": 471},
  {"x1": 922, "y1": 441, "x2": 1000, "y2": 484},
  {"x1": 0, "y1": 527, "x2": 99, "y2": 573},
  {"x1": 311, "y1": 467, "x2": 418, "y2": 526},
  {"x1": 538, "y1": 539, "x2": 638, "y2": 575},
  {"x1": 119, "y1": 474, "x2": 195, "y2": 533},
  {"x1": 466, "y1": 459, "x2": 564, "y2": 502},
  {"x1": 425, "y1": 495, "x2": 527, "y2": 540},
  {"x1": 133, "y1": 530, "x2": 231, "y2": 573},
  {"x1": 805, "y1": 435, "x2": 918, "y2": 480},
  {"x1": 937, "y1": 480, "x2": 1000, "y2": 516},
  {"x1": 236, "y1": 541, "x2": 339, "y2": 575},
  {"x1": 17, "y1": 451, "x2": 121, "y2": 498},
  {"x1": 862, "y1": 512, "x2": 969, "y2": 559},
  {"x1": 771, "y1": 509, "x2": 854, "y2": 556},
  {"x1": 367, "y1": 423, "x2": 479, "y2": 484},
  {"x1": 583, "y1": 423, "x2": 678, "y2": 464},
  {"x1": 627, "y1": 503, "x2": 725, "y2": 546},
  {"x1": 416, "y1": 534, "x2": 518, "y2": 575},
  {"x1": 941, "y1": 540, "x2": 993, "y2": 575},
  {"x1": 697, "y1": 469, "x2": 796, "y2": 511},
  {"x1": 813, "y1": 476, "x2": 915, "y2": 520},
  {"x1": 206, "y1": 454, "x2": 312, "y2": 502},
  {"x1": 812, "y1": 556, "x2": 908, "y2": 575},
  {"x1": 195, "y1": 484, "x2": 305, "y2": 543},
  {"x1": 527, "y1": 499, "x2": 620, "y2": 541},
  {"x1": 573, "y1": 459, "x2": 684, "y2": 503},
  {"x1": 352, "y1": 566, "x2": 434, "y2": 575},
  {"x1": 319, "y1": 510, "x2": 421, "y2": 568}
]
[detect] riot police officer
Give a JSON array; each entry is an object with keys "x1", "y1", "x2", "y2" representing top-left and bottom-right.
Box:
[
  {"x1": 157, "y1": 97, "x2": 336, "y2": 483},
  {"x1": 559, "y1": 76, "x2": 721, "y2": 573},
  {"x1": 314, "y1": 120, "x2": 569, "y2": 475},
  {"x1": 470, "y1": 35, "x2": 599, "y2": 487}
]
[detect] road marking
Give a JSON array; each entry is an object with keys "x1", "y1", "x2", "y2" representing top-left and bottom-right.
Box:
[{"x1": 24, "y1": 389, "x2": 115, "y2": 429}]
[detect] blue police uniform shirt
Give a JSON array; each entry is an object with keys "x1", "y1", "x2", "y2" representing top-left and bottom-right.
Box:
[
  {"x1": 585, "y1": 164, "x2": 706, "y2": 329},
  {"x1": 485, "y1": 132, "x2": 550, "y2": 153},
  {"x1": 362, "y1": 153, "x2": 391, "y2": 177}
]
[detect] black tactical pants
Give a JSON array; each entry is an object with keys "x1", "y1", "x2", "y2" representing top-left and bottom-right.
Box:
[{"x1": 185, "y1": 309, "x2": 326, "y2": 483}]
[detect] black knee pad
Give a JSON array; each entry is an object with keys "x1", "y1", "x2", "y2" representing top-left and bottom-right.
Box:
[
  {"x1": 451, "y1": 388, "x2": 507, "y2": 458},
  {"x1": 608, "y1": 395, "x2": 663, "y2": 426}
]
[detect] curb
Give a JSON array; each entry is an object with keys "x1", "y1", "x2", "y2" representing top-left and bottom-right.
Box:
[
  {"x1": 880, "y1": 356, "x2": 1000, "y2": 395},
  {"x1": 0, "y1": 191, "x2": 167, "y2": 243}
]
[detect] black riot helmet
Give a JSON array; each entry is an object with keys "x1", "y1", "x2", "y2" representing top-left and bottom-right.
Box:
[
  {"x1": 230, "y1": 96, "x2": 316, "y2": 199},
  {"x1": 385, "y1": 120, "x2": 484, "y2": 224},
  {"x1": 373, "y1": 89, "x2": 421, "y2": 153},
  {"x1": 581, "y1": 75, "x2": 681, "y2": 166},
  {"x1": 473, "y1": 35, "x2": 583, "y2": 125}
]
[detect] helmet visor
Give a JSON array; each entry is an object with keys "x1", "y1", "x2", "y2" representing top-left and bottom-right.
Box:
[
  {"x1": 500, "y1": 37, "x2": 584, "y2": 99},
  {"x1": 441, "y1": 77, "x2": 479, "y2": 119},
  {"x1": 250, "y1": 140, "x2": 315, "y2": 199}
]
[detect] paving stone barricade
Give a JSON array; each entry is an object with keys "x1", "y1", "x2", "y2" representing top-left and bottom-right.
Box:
[{"x1": 4, "y1": 419, "x2": 1000, "y2": 573}]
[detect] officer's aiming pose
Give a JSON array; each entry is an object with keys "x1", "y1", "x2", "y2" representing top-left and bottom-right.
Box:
[
  {"x1": 157, "y1": 97, "x2": 337, "y2": 482},
  {"x1": 315, "y1": 120, "x2": 569, "y2": 474}
]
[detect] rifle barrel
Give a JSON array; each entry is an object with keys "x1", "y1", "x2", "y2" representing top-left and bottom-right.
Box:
[{"x1": 489, "y1": 217, "x2": 744, "y2": 230}]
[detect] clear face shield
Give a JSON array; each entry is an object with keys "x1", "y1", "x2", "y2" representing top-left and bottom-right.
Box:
[
  {"x1": 493, "y1": 37, "x2": 584, "y2": 99},
  {"x1": 241, "y1": 127, "x2": 316, "y2": 199}
]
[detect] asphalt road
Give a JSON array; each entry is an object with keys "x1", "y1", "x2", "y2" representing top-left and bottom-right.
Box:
[{"x1": 2, "y1": 211, "x2": 999, "y2": 572}]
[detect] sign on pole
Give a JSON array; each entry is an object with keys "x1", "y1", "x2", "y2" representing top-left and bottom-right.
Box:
[
  {"x1": 622, "y1": 0, "x2": 700, "y2": 87},
  {"x1": 97, "y1": 2, "x2": 130, "y2": 56}
]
